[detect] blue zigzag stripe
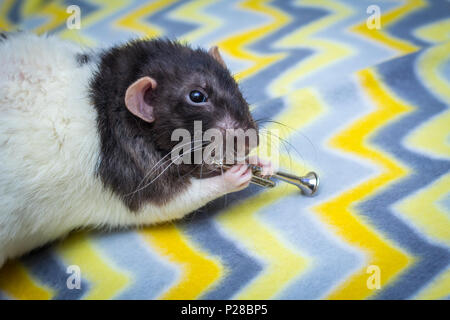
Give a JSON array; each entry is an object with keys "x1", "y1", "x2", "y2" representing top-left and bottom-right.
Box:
[
  {"x1": 388, "y1": 0, "x2": 450, "y2": 48},
  {"x1": 360, "y1": 51, "x2": 450, "y2": 299},
  {"x1": 22, "y1": 249, "x2": 89, "y2": 299},
  {"x1": 92, "y1": 231, "x2": 178, "y2": 299}
]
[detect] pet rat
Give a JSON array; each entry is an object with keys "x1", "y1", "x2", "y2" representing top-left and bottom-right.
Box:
[{"x1": 0, "y1": 32, "x2": 273, "y2": 267}]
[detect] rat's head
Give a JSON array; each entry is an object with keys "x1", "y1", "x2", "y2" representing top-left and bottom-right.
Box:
[{"x1": 123, "y1": 40, "x2": 258, "y2": 169}]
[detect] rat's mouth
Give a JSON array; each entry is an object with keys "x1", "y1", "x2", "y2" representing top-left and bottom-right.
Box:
[{"x1": 167, "y1": 122, "x2": 259, "y2": 178}]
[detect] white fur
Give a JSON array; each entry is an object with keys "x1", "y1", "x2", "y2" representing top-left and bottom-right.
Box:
[{"x1": 0, "y1": 33, "x2": 232, "y2": 267}]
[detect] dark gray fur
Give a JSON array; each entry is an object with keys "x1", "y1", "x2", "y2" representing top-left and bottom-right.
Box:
[{"x1": 89, "y1": 38, "x2": 257, "y2": 212}]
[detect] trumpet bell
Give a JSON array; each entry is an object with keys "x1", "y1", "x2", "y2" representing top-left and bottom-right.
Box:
[{"x1": 275, "y1": 171, "x2": 319, "y2": 196}]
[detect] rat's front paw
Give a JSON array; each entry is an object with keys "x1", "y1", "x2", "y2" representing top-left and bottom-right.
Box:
[
  {"x1": 219, "y1": 164, "x2": 252, "y2": 194},
  {"x1": 248, "y1": 156, "x2": 274, "y2": 176}
]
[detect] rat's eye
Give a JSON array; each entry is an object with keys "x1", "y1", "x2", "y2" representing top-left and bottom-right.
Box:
[{"x1": 189, "y1": 90, "x2": 207, "y2": 104}]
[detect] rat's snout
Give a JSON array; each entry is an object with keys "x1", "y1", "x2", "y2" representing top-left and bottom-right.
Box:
[{"x1": 216, "y1": 118, "x2": 259, "y2": 163}]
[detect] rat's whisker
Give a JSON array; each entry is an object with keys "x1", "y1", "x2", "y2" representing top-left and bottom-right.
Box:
[
  {"x1": 139, "y1": 142, "x2": 205, "y2": 186},
  {"x1": 127, "y1": 144, "x2": 207, "y2": 196},
  {"x1": 259, "y1": 129, "x2": 299, "y2": 172},
  {"x1": 256, "y1": 120, "x2": 317, "y2": 164},
  {"x1": 135, "y1": 139, "x2": 208, "y2": 191},
  {"x1": 137, "y1": 145, "x2": 206, "y2": 191},
  {"x1": 147, "y1": 139, "x2": 206, "y2": 175}
]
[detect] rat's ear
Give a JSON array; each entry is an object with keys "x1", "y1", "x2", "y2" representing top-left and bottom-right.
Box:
[
  {"x1": 124, "y1": 76, "x2": 157, "y2": 123},
  {"x1": 208, "y1": 46, "x2": 227, "y2": 68}
]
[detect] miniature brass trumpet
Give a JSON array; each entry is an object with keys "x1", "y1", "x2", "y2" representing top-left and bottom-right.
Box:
[{"x1": 214, "y1": 162, "x2": 319, "y2": 196}]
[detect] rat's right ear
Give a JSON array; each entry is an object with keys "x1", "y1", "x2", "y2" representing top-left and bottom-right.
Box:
[
  {"x1": 124, "y1": 76, "x2": 157, "y2": 123},
  {"x1": 208, "y1": 46, "x2": 227, "y2": 68}
]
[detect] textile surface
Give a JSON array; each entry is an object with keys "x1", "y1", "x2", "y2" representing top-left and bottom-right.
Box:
[{"x1": 0, "y1": 0, "x2": 449, "y2": 299}]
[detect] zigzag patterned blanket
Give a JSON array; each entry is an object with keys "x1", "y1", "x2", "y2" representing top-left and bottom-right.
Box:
[{"x1": 0, "y1": 0, "x2": 449, "y2": 300}]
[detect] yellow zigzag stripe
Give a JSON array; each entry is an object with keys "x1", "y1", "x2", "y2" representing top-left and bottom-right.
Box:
[
  {"x1": 271, "y1": 0, "x2": 353, "y2": 96},
  {"x1": 172, "y1": 0, "x2": 221, "y2": 43},
  {"x1": 16, "y1": 0, "x2": 54, "y2": 18},
  {"x1": 19, "y1": 0, "x2": 46, "y2": 17},
  {"x1": 406, "y1": 111, "x2": 450, "y2": 159},
  {"x1": 415, "y1": 268, "x2": 450, "y2": 300},
  {"x1": 417, "y1": 41, "x2": 450, "y2": 104},
  {"x1": 316, "y1": 69, "x2": 412, "y2": 299},
  {"x1": 352, "y1": 0, "x2": 425, "y2": 55},
  {"x1": 31, "y1": 1, "x2": 68, "y2": 35},
  {"x1": 396, "y1": 174, "x2": 450, "y2": 246},
  {"x1": 217, "y1": 182, "x2": 308, "y2": 299},
  {"x1": 0, "y1": 260, "x2": 53, "y2": 300},
  {"x1": 217, "y1": 88, "x2": 324, "y2": 299},
  {"x1": 116, "y1": 0, "x2": 177, "y2": 38},
  {"x1": 59, "y1": 0, "x2": 130, "y2": 46},
  {"x1": 58, "y1": 232, "x2": 130, "y2": 299},
  {"x1": 140, "y1": 224, "x2": 223, "y2": 300},
  {"x1": 218, "y1": 0, "x2": 289, "y2": 81},
  {"x1": 415, "y1": 18, "x2": 450, "y2": 44},
  {"x1": 406, "y1": 41, "x2": 450, "y2": 158}
]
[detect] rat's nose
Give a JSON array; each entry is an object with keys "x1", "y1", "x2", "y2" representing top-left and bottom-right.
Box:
[{"x1": 215, "y1": 115, "x2": 259, "y2": 163}]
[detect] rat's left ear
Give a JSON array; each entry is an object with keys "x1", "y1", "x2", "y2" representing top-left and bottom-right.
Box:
[
  {"x1": 208, "y1": 46, "x2": 227, "y2": 68},
  {"x1": 124, "y1": 76, "x2": 157, "y2": 123}
]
